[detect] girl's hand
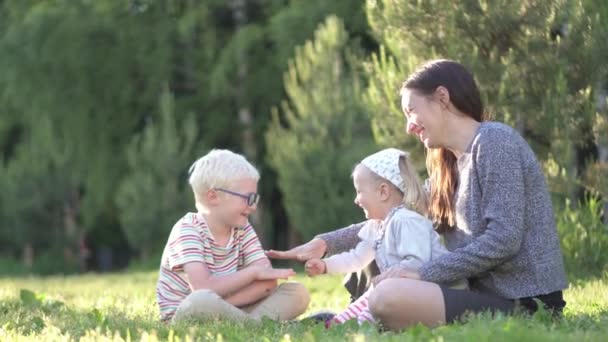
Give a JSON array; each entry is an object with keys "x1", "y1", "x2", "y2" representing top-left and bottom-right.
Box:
[
  {"x1": 373, "y1": 265, "x2": 420, "y2": 286},
  {"x1": 304, "y1": 259, "x2": 326, "y2": 277},
  {"x1": 265, "y1": 238, "x2": 327, "y2": 262}
]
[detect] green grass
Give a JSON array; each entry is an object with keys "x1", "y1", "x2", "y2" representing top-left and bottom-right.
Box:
[{"x1": 1, "y1": 272, "x2": 607, "y2": 341}]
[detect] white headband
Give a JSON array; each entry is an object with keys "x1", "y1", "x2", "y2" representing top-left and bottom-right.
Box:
[{"x1": 360, "y1": 148, "x2": 409, "y2": 193}]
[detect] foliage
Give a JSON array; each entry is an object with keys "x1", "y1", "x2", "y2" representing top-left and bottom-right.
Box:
[
  {"x1": 557, "y1": 196, "x2": 608, "y2": 277},
  {"x1": 0, "y1": 0, "x2": 177, "y2": 265},
  {"x1": 266, "y1": 16, "x2": 377, "y2": 240},
  {"x1": 0, "y1": 0, "x2": 375, "y2": 266},
  {"x1": 0, "y1": 116, "x2": 80, "y2": 259},
  {"x1": 363, "y1": 0, "x2": 608, "y2": 203},
  {"x1": 1, "y1": 0, "x2": 607, "y2": 271},
  {"x1": 361, "y1": 47, "x2": 427, "y2": 167},
  {"x1": 115, "y1": 88, "x2": 200, "y2": 261}
]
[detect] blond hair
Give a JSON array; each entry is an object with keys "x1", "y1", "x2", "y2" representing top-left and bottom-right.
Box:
[
  {"x1": 188, "y1": 149, "x2": 260, "y2": 197},
  {"x1": 398, "y1": 155, "x2": 428, "y2": 216}
]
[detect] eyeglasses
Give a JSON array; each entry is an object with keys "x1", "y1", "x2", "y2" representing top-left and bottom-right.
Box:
[{"x1": 214, "y1": 188, "x2": 260, "y2": 207}]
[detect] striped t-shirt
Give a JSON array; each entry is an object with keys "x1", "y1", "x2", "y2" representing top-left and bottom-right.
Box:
[{"x1": 155, "y1": 212, "x2": 266, "y2": 321}]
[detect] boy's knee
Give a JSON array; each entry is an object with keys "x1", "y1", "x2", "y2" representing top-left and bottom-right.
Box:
[
  {"x1": 278, "y1": 282, "x2": 310, "y2": 312},
  {"x1": 188, "y1": 289, "x2": 222, "y2": 305},
  {"x1": 173, "y1": 289, "x2": 222, "y2": 322}
]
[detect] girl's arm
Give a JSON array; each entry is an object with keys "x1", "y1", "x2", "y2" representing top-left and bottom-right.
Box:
[{"x1": 323, "y1": 223, "x2": 376, "y2": 274}]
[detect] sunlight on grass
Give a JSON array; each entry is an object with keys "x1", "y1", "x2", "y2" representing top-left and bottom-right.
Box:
[{"x1": 1, "y1": 272, "x2": 607, "y2": 341}]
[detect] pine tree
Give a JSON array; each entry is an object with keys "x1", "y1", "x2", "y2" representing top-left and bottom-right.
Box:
[
  {"x1": 0, "y1": 116, "x2": 80, "y2": 271},
  {"x1": 0, "y1": 0, "x2": 177, "y2": 266},
  {"x1": 0, "y1": 0, "x2": 379, "y2": 261},
  {"x1": 363, "y1": 0, "x2": 607, "y2": 204},
  {"x1": 266, "y1": 16, "x2": 377, "y2": 240},
  {"x1": 115, "y1": 87, "x2": 201, "y2": 261}
]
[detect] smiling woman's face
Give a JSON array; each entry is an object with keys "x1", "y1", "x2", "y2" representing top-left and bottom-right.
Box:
[{"x1": 401, "y1": 88, "x2": 446, "y2": 149}]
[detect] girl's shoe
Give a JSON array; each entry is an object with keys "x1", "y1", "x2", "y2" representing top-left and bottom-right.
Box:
[{"x1": 300, "y1": 311, "x2": 336, "y2": 324}]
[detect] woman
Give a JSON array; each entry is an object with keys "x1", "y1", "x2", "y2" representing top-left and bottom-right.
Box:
[{"x1": 267, "y1": 59, "x2": 568, "y2": 330}]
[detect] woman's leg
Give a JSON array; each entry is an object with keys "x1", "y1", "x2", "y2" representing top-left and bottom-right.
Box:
[
  {"x1": 368, "y1": 278, "x2": 446, "y2": 330},
  {"x1": 242, "y1": 282, "x2": 310, "y2": 321},
  {"x1": 369, "y1": 278, "x2": 517, "y2": 331},
  {"x1": 172, "y1": 289, "x2": 254, "y2": 323}
]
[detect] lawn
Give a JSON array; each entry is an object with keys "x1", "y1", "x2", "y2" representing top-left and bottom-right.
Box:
[{"x1": 1, "y1": 271, "x2": 607, "y2": 341}]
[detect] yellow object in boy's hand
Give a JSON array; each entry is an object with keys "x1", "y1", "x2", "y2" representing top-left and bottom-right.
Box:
[{"x1": 304, "y1": 259, "x2": 326, "y2": 277}]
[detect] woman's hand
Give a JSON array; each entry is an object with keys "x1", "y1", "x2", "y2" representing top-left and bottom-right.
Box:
[
  {"x1": 304, "y1": 259, "x2": 326, "y2": 277},
  {"x1": 265, "y1": 238, "x2": 327, "y2": 262},
  {"x1": 373, "y1": 265, "x2": 421, "y2": 286}
]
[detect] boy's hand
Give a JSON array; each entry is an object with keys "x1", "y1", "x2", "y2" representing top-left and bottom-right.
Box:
[
  {"x1": 253, "y1": 265, "x2": 296, "y2": 280},
  {"x1": 304, "y1": 259, "x2": 326, "y2": 277}
]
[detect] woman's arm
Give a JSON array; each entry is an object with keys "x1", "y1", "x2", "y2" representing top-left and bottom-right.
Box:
[
  {"x1": 316, "y1": 221, "x2": 367, "y2": 256},
  {"x1": 266, "y1": 221, "x2": 367, "y2": 261},
  {"x1": 419, "y1": 137, "x2": 527, "y2": 283}
]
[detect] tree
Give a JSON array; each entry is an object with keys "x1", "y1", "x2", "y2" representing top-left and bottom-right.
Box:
[
  {"x1": 0, "y1": 116, "x2": 80, "y2": 271},
  {"x1": 266, "y1": 16, "x2": 377, "y2": 241},
  {"x1": 115, "y1": 87, "x2": 201, "y2": 261},
  {"x1": 0, "y1": 0, "x2": 381, "y2": 267},
  {"x1": 0, "y1": 0, "x2": 214, "y2": 267},
  {"x1": 0, "y1": 0, "x2": 177, "y2": 267},
  {"x1": 363, "y1": 0, "x2": 608, "y2": 204}
]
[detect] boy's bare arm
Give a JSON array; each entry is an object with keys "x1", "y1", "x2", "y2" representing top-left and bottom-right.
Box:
[
  {"x1": 183, "y1": 260, "x2": 292, "y2": 298},
  {"x1": 224, "y1": 259, "x2": 278, "y2": 306},
  {"x1": 224, "y1": 278, "x2": 277, "y2": 307},
  {"x1": 184, "y1": 262, "x2": 256, "y2": 296}
]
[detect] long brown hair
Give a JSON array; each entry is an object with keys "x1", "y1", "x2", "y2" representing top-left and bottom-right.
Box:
[{"x1": 401, "y1": 60, "x2": 487, "y2": 232}]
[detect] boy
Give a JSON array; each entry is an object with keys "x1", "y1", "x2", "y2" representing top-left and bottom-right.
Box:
[{"x1": 156, "y1": 149, "x2": 310, "y2": 323}]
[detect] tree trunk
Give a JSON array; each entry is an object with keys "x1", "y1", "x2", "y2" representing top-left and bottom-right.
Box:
[
  {"x1": 140, "y1": 248, "x2": 150, "y2": 263},
  {"x1": 288, "y1": 224, "x2": 303, "y2": 254},
  {"x1": 595, "y1": 82, "x2": 608, "y2": 223},
  {"x1": 22, "y1": 242, "x2": 34, "y2": 269},
  {"x1": 63, "y1": 190, "x2": 80, "y2": 267},
  {"x1": 569, "y1": 141, "x2": 579, "y2": 209},
  {"x1": 231, "y1": 0, "x2": 267, "y2": 244}
]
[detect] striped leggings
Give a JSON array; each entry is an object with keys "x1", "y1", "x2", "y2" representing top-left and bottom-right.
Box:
[{"x1": 329, "y1": 288, "x2": 375, "y2": 326}]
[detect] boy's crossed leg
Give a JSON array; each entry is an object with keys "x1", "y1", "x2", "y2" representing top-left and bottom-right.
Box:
[
  {"x1": 242, "y1": 282, "x2": 310, "y2": 320},
  {"x1": 172, "y1": 282, "x2": 309, "y2": 323}
]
